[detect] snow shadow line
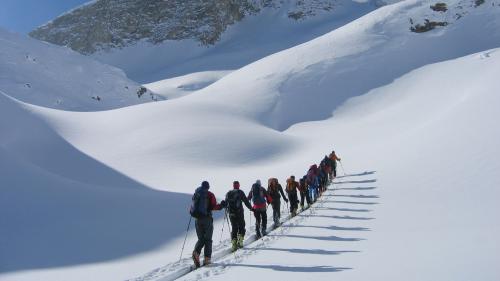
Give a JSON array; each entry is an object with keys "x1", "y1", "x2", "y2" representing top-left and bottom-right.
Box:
[
  {"x1": 288, "y1": 224, "x2": 371, "y2": 231},
  {"x1": 314, "y1": 207, "x2": 372, "y2": 212},
  {"x1": 335, "y1": 179, "x2": 377, "y2": 184},
  {"x1": 220, "y1": 263, "x2": 352, "y2": 273},
  {"x1": 321, "y1": 200, "x2": 379, "y2": 205},
  {"x1": 268, "y1": 233, "x2": 364, "y2": 242},
  {"x1": 302, "y1": 214, "x2": 375, "y2": 220},
  {"x1": 336, "y1": 171, "x2": 376, "y2": 178},
  {"x1": 253, "y1": 247, "x2": 360, "y2": 255},
  {"x1": 335, "y1": 186, "x2": 377, "y2": 191},
  {"x1": 331, "y1": 194, "x2": 379, "y2": 199}
]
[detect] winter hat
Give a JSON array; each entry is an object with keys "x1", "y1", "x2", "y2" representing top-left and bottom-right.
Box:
[
  {"x1": 201, "y1": 181, "x2": 210, "y2": 189},
  {"x1": 256, "y1": 179, "x2": 261, "y2": 186},
  {"x1": 233, "y1": 181, "x2": 240, "y2": 189}
]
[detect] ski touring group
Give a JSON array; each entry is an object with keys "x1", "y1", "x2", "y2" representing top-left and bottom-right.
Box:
[{"x1": 187, "y1": 150, "x2": 342, "y2": 268}]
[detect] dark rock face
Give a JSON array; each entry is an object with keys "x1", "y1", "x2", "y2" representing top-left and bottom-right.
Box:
[{"x1": 29, "y1": 0, "x2": 336, "y2": 54}]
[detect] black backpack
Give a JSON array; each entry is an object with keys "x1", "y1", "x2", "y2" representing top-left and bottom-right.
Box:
[
  {"x1": 226, "y1": 189, "x2": 242, "y2": 212},
  {"x1": 189, "y1": 187, "x2": 209, "y2": 218},
  {"x1": 252, "y1": 184, "x2": 266, "y2": 205}
]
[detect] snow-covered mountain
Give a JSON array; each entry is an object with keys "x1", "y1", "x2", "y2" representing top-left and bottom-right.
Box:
[
  {"x1": 0, "y1": 28, "x2": 162, "y2": 111},
  {"x1": 1, "y1": 0, "x2": 500, "y2": 281},
  {"x1": 30, "y1": 0, "x2": 384, "y2": 82}
]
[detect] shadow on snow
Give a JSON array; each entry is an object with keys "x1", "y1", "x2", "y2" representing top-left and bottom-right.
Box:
[
  {"x1": 336, "y1": 171, "x2": 376, "y2": 178},
  {"x1": 253, "y1": 247, "x2": 360, "y2": 255},
  {"x1": 269, "y1": 234, "x2": 365, "y2": 242},
  {"x1": 221, "y1": 263, "x2": 352, "y2": 273},
  {"x1": 288, "y1": 224, "x2": 371, "y2": 231},
  {"x1": 334, "y1": 186, "x2": 377, "y2": 191}
]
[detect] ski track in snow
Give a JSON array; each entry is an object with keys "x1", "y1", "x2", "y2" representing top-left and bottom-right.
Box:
[{"x1": 131, "y1": 171, "x2": 378, "y2": 281}]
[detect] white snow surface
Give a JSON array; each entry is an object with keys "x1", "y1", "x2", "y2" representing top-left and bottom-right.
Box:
[
  {"x1": 0, "y1": 28, "x2": 162, "y2": 111},
  {"x1": 144, "y1": 71, "x2": 233, "y2": 100},
  {"x1": 1, "y1": 0, "x2": 500, "y2": 280}
]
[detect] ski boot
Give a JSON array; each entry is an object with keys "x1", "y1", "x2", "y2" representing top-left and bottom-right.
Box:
[
  {"x1": 256, "y1": 228, "x2": 262, "y2": 239},
  {"x1": 237, "y1": 234, "x2": 244, "y2": 249},
  {"x1": 192, "y1": 251, "x2": 201, "y2": 268},
  {"x1": 203, "y1": 256, "x2": 211, "y2": 267},
  {"x1": 231, "y1": 239, "x2": 238, "y2": 252}
]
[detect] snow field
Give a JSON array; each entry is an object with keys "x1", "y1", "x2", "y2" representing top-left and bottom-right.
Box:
[{"x1": 1, "y1": 0, "x2": 500, "y2": 280}]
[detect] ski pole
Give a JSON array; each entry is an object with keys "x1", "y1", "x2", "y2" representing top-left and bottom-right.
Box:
[
  {"x1": 225, "y1": 209, "x2": 232, "y2": 234},
  {"x1": 219, "y1": 208, "x2": 227, "y2": 243},
  {"x1": 179, "y1": 216, "x2": 192, "y2": 262},
  {"x1": 339, "y1": 160, "x2": 347, "y2": 176}
]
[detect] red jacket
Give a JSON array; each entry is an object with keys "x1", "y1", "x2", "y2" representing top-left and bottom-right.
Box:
[{"x1": 208, "y1": 191, "x2": 223, "y2": 211}]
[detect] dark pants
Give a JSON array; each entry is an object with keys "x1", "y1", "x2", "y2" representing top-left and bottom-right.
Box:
[
  {"x1": 304, "y1": 189, "x2": 312, "y2": 205},
  {"x1": 333, "y1": 163, "x2": 337, "y2": 178},
  {"x1": 254, "y1": 208, "x2": 267, "y2": 235},
  {"x1": 289, "y1": 193, "x2": 298, "y2": 212},
  {"x1": 229, "y1": 210, "x2": 245, "y2": 240},
  {"x1": 194, "y1": 216, "x2": 213, "y2": 258},
  {"x1": 271, "y1": 200, "x2": 281, "y2": 224},
  {"x1": 300, "y1": 191, "x2": 306, "y2": 207}
]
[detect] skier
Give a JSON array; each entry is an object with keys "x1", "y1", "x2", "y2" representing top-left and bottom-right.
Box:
[
  {"x1": 329, "y1": 150, "x2": 342, "y2": 178},
  {"x1": 190, "y1": 181, "x2": 226, "y2": 268},
  {"x1": 298, "y1": 176, "x2": 311, "y2": 210},
  {"x1": 321, "y1": 155, "x2": 333, "y2": 182},
  {"x1": 306, "y1": 164, "x2": 320, "y2": 202},
  {"x1": 286, "y1": 176, "x2": 300, "y2": 216},
  {"x1": 319, "y1": 163, "x2": 328, "y2": 194},
  {"x1": 248, "y1": 179, "x2": 272, "y2": 238},
  {"x1": 225, "y1": 181, "x2": 253, "y2": 252},
  {"x1": 267, "y1": 178, "x2": 288, "y2": 227}
]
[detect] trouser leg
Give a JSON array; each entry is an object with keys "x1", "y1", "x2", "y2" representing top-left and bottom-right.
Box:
[
  {"x1": 261, "y1": 210, "x2": 267, "y2": 232},
  {"x1": 194, "y1": 218, "x2": 205, "y2": 254},
  {"x1": 237, "y1": 212, "x2": 246, "y2": 236},
  {"x1": 254, "y1": 210, "x2": 261, "y2": 235},
  {"x1": 194, "y1": 217, "x2": 213, "y2": 258},
  {"x1": 229, "y1": 214, "x2": 238, "y2": 240}
]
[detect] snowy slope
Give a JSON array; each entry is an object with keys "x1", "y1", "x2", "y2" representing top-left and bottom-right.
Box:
[
  {"x1": 168, "y1": 47, "x2": 500, "y2": 281},
  {"x1": 0, "y1": 28, "x2": 162, "y2": 111},
  {"x1": 144, "y1": 71, "x2": 233, "y2": 100},
  {"x1": 1, "y1": 0, "x2": 500, "y2": 280}
]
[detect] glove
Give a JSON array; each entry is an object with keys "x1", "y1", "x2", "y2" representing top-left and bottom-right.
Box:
[
  {"x1": 250, "y1": 208, "x2": 255, "y2": 212},
  {"x1": 285, "y1": 198, "x2": 289, "y2": 203},
  {"x1": 220, "y1": 200, "x2": 227, "y2": 208}
]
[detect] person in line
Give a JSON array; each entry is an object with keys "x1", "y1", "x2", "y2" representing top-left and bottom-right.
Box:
[
  {"x1": 267, "y1": 178, "x2": 288, "y2": 227},
  {"x1": 329, "y1": 150, "x2": 342, "y2": 178},
  {"x1": 307, "y1": 164, "x2": 320, "y2": 202},
  {"x1": 225, "y1": 181, "x2": 253, "y2": 252},
  {"x1": 190, "y1": 181, "x2": 226, "y2": 267},
  {"x1": 286, "y1": 175, "x2": 300, "y2": 216},
  {"x1": 248, "y1": 179, "x2": 272, "y2": 238},
  {"x1": 322, "y1": 155, "x2": 333, "y2": 183},
  {"x1": 298, "y1": 176, "x2": 311, "y2": 210}
]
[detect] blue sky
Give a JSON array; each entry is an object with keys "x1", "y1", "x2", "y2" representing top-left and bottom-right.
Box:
[{"x1": 0, "y1": 0, "x2": 89, "y2": 34}]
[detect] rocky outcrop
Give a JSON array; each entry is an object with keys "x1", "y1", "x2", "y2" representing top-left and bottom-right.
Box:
[{"x1": 30, "y1": 0, "x2": 337, "y2": 54}]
